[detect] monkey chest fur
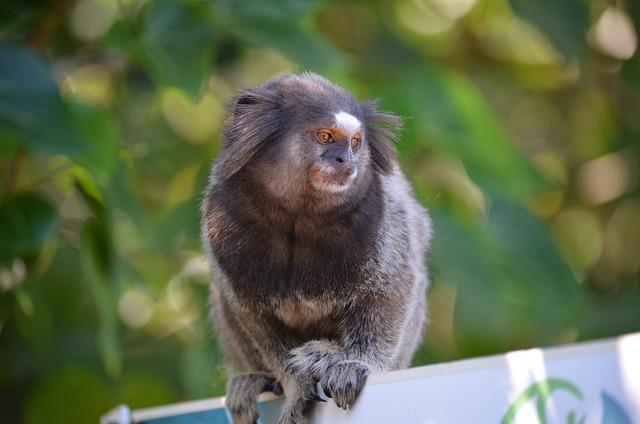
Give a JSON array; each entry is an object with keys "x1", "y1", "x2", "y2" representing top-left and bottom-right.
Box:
[
  {"x1": 204, "y1": 186, "x2": 384, "y2": 312},
  {"x1": 213, "y1": 214, "x2": 377, "y2": 298}
]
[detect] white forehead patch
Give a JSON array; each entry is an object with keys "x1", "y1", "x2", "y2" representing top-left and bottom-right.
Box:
[{"x1": 334, "y1": 111, "x2": 361, "y2": 135}]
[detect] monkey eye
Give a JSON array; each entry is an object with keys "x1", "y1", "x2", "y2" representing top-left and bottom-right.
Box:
[
  {"x1": 316, "y1": 131, "x2": 333, "y2": 144},
  {"x1": 351, "y1": 134, "x2": 362, "y2": 150}
]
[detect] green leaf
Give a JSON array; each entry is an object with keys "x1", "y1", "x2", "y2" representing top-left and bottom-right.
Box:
[
  {"x1": 66, "y1": 101, "x2": 118, "y2": 180},
  {"x1": 509, "y1": 0, "x2": 589, "y2": 60},
  {"x1": 107, "y1": 0, "x2": 216, "y2": 97},
  {"x1": 487, "y1": 199, "x2": 586, "y2": 329},
  {"x1": 25, "y1": 366, "x2": 109, "y2": 424},
  {"x1": 487, "y1": 198, "x2": 578, "y2": 292},
  {"x1": 216, "y1": 0, "x2": 345, "y2": 71},
  {"x1": 400, "y1": 66, "x2": 548, "y2": 198},
  {"x1": 115, "y1": 373, "x2": 174, "y2": 409},
  {"x1": 431, "y1": 200, "x2": 585, "y2": 354},
  {"x1": 430, "y1": 211, "x2": 515, "y2": 354},
  {"x1": 621, "y1": 54, "x2": 640, "y2": 91},
  {"x1": 0, "y1": 193, "x2": 58, "y2": 266},
  {"x1": 80, "y1": 216, "x2": 122, "y2": 378},
  {"x1": 0, "y1": 44, "x2": 101, "y2": 168}
]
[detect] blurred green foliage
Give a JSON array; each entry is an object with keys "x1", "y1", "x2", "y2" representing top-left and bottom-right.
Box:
[{"x1": 1, "y1": 0, "x2": 639, "y2": 422}]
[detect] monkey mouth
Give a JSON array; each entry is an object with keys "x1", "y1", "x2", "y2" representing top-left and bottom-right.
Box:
[{"x1": 310, "y1": 167, "x2": 357, "y2": 193}]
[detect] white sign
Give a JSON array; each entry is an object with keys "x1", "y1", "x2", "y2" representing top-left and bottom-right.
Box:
[{"x1": 101, "y1": 332, "x2": 640, "y2": 423}]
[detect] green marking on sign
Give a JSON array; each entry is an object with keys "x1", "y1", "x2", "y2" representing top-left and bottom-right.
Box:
[{"x1": 501, "y1": 379, "x2": 585, "y2": 424}]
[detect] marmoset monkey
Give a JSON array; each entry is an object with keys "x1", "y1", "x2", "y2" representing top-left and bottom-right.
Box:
[{"x1": 201, "y1": 73, "x2": 432, "y2": 424}]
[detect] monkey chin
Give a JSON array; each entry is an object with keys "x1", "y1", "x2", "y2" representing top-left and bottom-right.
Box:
[{"x1": 309, "y1": 167, "x2": 358, "y2": 193}]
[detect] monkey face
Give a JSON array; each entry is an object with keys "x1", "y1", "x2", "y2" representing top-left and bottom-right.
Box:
[
  {"x1": 252, "y1": 109, "x2": 369, "y2": 203},
  {"x1": 308, "y1": 111, "x2": 365, "y2": 193}
]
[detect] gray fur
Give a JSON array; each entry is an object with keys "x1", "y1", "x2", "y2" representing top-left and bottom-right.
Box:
[{"x1": 201, "y1": 73, "x2": 432, "y2": 424}]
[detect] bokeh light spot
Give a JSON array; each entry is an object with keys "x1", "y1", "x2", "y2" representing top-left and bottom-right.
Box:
[{"x1": 591, "y1": 7, "x2": 637, "y2": 60}]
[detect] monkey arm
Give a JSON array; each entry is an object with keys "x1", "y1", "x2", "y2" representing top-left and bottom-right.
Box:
[
  {"x1": 286, "y1": 291, "x2": 413, "y2": 409},
  {"x1": 223, "y1": 308, "x2": 321, "y2": 424}
]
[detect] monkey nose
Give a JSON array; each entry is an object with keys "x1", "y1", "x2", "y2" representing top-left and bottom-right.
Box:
[
  {"x1": 323, "y1": 149, "x2": 356, "y2": 174},
  {"x1": 334, "y1": 156, "x2": 356, "y2": 176}
]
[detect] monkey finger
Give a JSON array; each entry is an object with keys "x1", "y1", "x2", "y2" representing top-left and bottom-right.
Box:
[
  {"x1": 263, "y1": 380, "x2": 284, "y2": 397},
  {"x1": 226, "y1": 372, "x2": 277, "y2": 422},
  {"x1": 319, "y1": 360, "x2": 369, "y2": 410}
]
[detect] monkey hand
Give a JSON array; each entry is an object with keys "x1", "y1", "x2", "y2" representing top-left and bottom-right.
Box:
[
  {"x1": 286, "y1": 340, "x2": 347, "y2": 380},
  {"x1": 286, "y1": 340, "x2": 370, "y2": 410},
  {"x1": 226, "y1": 372, "x2": 281, "y2": 424},
  {"x1": 319, "y1": 360, "x2": 370, "y2": 410}
]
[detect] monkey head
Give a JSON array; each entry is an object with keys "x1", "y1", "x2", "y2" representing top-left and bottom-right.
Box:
[{"x1": 215, "y1": 73, "x2": 402, "y2": 208}]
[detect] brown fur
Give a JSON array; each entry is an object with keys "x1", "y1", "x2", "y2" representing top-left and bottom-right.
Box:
[{"x1": 201, "y1": 73, "x2": 432, "y2": 424}]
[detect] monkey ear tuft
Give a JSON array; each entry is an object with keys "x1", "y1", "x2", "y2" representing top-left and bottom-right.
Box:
[
  {"x1": 235, "y1": 93, "x2": 261, "y2": 106},
  {"x1": 361, "y1": 100, "x2": 403, "y2": 174},
  {"x1": 217, "y1": 89, "x2": 279, "y2": 178}
]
